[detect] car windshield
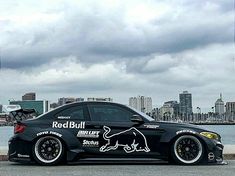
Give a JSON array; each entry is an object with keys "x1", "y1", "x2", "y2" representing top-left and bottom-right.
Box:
[{"x1": 126, "y1": 105, "x2": 154, "y2": 122}]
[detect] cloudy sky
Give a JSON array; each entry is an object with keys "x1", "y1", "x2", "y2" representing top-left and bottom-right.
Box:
[{"x1": 0, "y1": 0, "x2": 234, "y2": 112}]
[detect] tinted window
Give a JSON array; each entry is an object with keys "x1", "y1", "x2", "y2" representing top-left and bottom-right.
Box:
[
  {"x1": 55, "y1": 106, "x2": 85, "y2": 120},
  {"x1": 88, "y1": 104, "x2": 134, "y2": 122}
]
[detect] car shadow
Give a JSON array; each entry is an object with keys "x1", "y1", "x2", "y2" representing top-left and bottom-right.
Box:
[{"x1": 8, "y1": 160, "x2": 227, "y2": 166}]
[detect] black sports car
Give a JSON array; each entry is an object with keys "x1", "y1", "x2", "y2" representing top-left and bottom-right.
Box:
[{"x1": 8, "y1": 101, "x2": 224, "y2": 165}]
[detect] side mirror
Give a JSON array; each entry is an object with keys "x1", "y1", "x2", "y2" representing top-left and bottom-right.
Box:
[{"x1": 131, "y1": 115, "x2": 144, "y2": 124}]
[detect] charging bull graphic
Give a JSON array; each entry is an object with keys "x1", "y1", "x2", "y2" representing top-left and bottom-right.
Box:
[{"x1": 100, "y1": 126, "x2": 150, "y2": 153}]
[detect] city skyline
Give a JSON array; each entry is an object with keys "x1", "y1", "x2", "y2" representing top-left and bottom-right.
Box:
[
  {"x1": 0, "y1": 91, "x2": 233, "y2": 113},
  {"x1": 1, "y1": 92, "x2": 235, "y2": 124},
  {"x1": 0, "y1": 0, "x2": 234, "y2": 112}
]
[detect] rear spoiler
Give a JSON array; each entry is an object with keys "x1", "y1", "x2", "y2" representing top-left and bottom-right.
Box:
[{"x1": 9, "y1": 108, "x2": 37, "y2": 122}]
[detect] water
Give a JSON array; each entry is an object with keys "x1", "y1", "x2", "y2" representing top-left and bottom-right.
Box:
[
  {"x1": 0, "y1": 126, "x2": 14, "y2": 147},
  {"x1": 0, "y1": 125, "x2": 235, "y2": 147},
  {"x1": 199, "y1": 125, "x2": 235, "y2": 144}
]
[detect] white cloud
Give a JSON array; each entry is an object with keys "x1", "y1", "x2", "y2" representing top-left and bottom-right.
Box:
[
  {"x1": 0, "y1": 42, "x2": 234, "y2": 111},
  {"x1": 0, "y1": 0, "x2": 234, "y2": 112},
  {"x1": 143, "y1": 54, "x2": 178, "y2": 73}
]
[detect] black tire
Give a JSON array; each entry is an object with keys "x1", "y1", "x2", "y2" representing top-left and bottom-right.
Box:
[
  {"x1": 171, "y1": 135, "x2": 204, "y2": 165},
  {"x1": 32, "y1": 136, "x2": 65, "y2": 165}
]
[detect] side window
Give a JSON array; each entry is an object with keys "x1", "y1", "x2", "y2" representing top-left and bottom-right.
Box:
[
  {"x1": 55, "y1": 106, "x2": 85, "y2": 120},
  {"x1": 88, "y1": 104, "x2": 134, "y2": 122}
]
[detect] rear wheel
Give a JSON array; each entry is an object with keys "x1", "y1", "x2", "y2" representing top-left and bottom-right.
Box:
[
  {"x1": 33, "y1": 136, "x2": 64, "y2": 165},
  {"x1": 171, "y1": 135, "x2": 204, "y2": 165}
]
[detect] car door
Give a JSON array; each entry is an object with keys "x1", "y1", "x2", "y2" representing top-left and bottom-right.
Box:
[{"x1": 86, "y1": 103, "x2": 164, "y2": 158}]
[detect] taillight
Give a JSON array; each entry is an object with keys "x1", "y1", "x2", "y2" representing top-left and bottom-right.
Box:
[{"x1": 14, "y1": 124, "x2": 26, "y2": 134}]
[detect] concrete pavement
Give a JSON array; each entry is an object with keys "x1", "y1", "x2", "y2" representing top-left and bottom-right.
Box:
[{"x1": 0, "y1": 160, "x2": 234, "y2": 176}]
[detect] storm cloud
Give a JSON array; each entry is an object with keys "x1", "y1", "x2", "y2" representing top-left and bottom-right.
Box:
[{"x1": 0, "y1": 0, "x2": 234, "y2": 111}]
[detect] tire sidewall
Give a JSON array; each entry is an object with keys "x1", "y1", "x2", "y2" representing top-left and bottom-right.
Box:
[
  {"x1": 32, "y1": 136, "x2": 65, "y2": 165},
  {"x1": 171, "y1": 135, "x2": 204, "y2": 165}
]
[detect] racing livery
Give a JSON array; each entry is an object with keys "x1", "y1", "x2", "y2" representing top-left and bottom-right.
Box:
[
  {"x1": 99, "y1": 126, "x2": 150, "y2": 153},
  {"x1": 8, "y1": 102, "x2": 224, "y2": 165}
]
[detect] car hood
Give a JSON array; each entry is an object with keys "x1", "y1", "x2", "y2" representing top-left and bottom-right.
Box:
[{"x1": 152, "y1": 121, "x2": 207, "y2": 132}]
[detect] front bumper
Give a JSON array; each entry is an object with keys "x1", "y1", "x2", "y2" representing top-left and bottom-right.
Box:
[
  {"x1": 8, "y1": 136, "x2": 32, "y2": 162},
  {"x1": 206, "y1": 140, "x2": 224, "y2": 164}
]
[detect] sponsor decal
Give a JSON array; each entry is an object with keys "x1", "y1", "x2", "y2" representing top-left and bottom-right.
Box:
[
  {"x1": 36, "y1": 131, "x2": 62, "y2": 137},
  {"x1": 77, "y1": 130, "x2": 100, "y2": 138},
  {"x1": 176, "y1": 129, "x2": 196, "y2": 135},
  {"x1": 57, "y1": 116, "x2": 71, "y2": 119},
  {"x1": 208, "y1": 152, "x2": 215, "y2": 160},
  {"x1": 144, "y1": 124, "x2": 159, "y2": 129},
  {"x1": 82, "y1": 140, "x2": 99, "y2": 147},
  {"x1": 37, "y1": 131, "x2": 49, "y2": 136},
  {"x1": 17, "y1": 154, "x2": 30, "y2": 158},
  {"x1": 100, "y1": 126, "x2": 150, "y2": 153},
  {"x1": 50, "y1": 131, "x2": 62, "y2": 137},
  {"x1": 52, "y1": 121, "x2": 85, "y2": 129}
]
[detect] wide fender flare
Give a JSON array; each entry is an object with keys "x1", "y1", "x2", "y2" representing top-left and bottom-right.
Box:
[
  {"x1": 26, "y1": 128, "x2": 84, "y2": 161},
  {"x1": 160, "y1": 130, "x2": 215, "y2": 154},
  {"x1": 22, "y1": 128, "x2": 83, "y2": 151}
]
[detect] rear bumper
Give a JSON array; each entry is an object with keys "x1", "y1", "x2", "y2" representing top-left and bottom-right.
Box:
[{"x1": 8, "y1": 136, "x2": 32, "y2": 162}]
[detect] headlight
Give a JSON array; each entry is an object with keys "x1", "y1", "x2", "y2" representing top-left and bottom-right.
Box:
[{"x1": 200, "y1": 132, "x2": 219, "y2": 140}]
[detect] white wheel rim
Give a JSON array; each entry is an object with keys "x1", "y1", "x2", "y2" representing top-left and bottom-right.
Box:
[
  {"x1": 34, "y1": 136, "x2": 62, "y2": 164},
  {"x1": 174, "y1": 135, "x2": 202, "y2": 164}
]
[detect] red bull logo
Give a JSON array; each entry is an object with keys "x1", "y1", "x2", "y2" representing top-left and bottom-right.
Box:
[{"x1": 100, "y1": 126, "x2": 150, "y2": 153}]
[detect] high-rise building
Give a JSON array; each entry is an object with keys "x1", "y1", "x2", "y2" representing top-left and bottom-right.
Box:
[
  {"x1": 225, "y1": 102, "x2": 235, "y2": 121},
  {"x1": 215, "y1": 93, "x2": 224, "y2": 115},
  {"x1": 160, "y1": 103, "x2": 174, "y2": 120},
  {"x1": 151, "y1": 108, "x2": 159, "y2": 121},
  {"x1": 87, "y1": 97, "x2": 113, "y2": 102},
  {"x1": 129, "y1": 96, "x2": 152, "y2": 113},
  {"x1": 226, "y1": 102, "x2": 235, "y2": 114},
  {"x1": 166, "y1": 101, "x2": 179, "y2": 116},
  {"x1": 159, "y1": 101, "x2": 179, "y2": 121},
  {"x1": 58, "y1": 97, "x2": 84, "y2": 106},
  {"x1": 179, "y1": 91, "x2": 192, "y2": 116},
  {"x1": 22, "y1": 92, "x2": 36, "y2": 101},
  {"x1": 0, "y1": 104, "x2": 2, "y2": 113},
  {"x1": 129, "y1": 97, "x2": 138, "y2": 110}
]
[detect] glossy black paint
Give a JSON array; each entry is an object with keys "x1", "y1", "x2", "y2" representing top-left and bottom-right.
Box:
[{"x1": 8, "y1": 102, "x2": 223, "y2": 164}]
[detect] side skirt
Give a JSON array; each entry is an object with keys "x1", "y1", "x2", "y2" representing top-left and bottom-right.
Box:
[{"x1": 68, "y1": 158, "x2": 168, "y2": 164}]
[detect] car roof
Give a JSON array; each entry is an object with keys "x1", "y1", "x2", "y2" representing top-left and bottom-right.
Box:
[{"x1": 61, "y1": 101, "x2": 127, "y2": 107}]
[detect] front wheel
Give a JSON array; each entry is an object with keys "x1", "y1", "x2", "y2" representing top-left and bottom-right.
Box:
[
  {"x1": 33, "y1": 136, "x2": 64, "y2": 165},
  {"x1": 171, "y1": 135, "x2": 204, "y2": 165}
]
